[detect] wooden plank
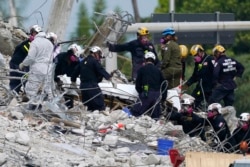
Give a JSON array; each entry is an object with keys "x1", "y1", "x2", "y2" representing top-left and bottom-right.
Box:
[{"x1": 185, "y1": 152, "x2": 250, "y2": 167}]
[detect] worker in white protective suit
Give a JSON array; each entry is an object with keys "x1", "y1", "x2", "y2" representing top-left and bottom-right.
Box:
[{"x1": 19, "y1": 26, "x2": 54, "y2": 101}]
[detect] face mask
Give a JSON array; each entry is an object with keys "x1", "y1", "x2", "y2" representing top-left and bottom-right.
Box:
[
  {"x1": 186, "y1": 106, "x2": 193, "y2": 114},
  {"x1": 29, "y1": 35, "x2": 35, "y2": 41},
  {"x1": 207, "y1": 111, "x2": 215, "y2": 119},
  {"x1": 160, "y1": 37, "x2": 166, "y2": 44},
  {"x1": 242, "y1": 122, "x2": 249, "y2": 131},
  {"x1": 194, "y1": 55, "x2": 202, "y2": 63},
  {"x1": 70, "y1": 55, "x2": 78, "y2": 62}
]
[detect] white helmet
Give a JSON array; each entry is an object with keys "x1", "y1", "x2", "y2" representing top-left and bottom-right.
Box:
[
  {"x1": 90, "y1": 46, "x2": 103, "y2": 58},
  {"x1": 30, "y1": 24, "x2": 42, "y2": 33},
  {"x1": 144, "y1": 51, "x2": 156, "y2": 60},
  {"x1": 181, "y1": 98, "x2": 193, "y2": 105},
  {"x1": 75, "y1": 45, "x2": 84, "y2": 57},
  {"x1": 207, "y1": 103, "x2": 222, "y2": 114},
  {"x1": 240, "y1": 113, "x2": 250, "y2": 122},
  {"x1": 46, "y1": 32, "x2": 57, "y2": 44},
  {"x1": 68, "y1": 44, "x2": 83, "y2": 57}
]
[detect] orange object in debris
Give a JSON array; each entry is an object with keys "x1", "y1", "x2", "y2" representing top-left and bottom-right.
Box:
[
  {"x1": 169, "y1": 149, "x2": 185, "y2": 167},
  {"x1": 116, "y1": 123, "x2": 124, "y2": 129},
  {"x1": 240, "y1": 141, "x2": 248, "y2": 154}
]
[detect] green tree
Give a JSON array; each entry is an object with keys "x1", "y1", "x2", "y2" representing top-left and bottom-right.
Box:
[
  {"x1": 73, "y1": 2, "x2": 91, "y2": 40},
  {"x1": 90, "y1": 0, "x2": 106, "y2": 34}
]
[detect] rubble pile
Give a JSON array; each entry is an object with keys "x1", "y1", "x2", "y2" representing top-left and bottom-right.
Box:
[
  {"x1": 0, "y1": 21, "x2": 28, "y2": 56},
  {"x1": 0, "y1": 98, "x2": 214, "y2": 167}
]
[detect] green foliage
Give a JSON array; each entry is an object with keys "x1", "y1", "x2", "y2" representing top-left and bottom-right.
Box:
[
  {"x1": 73, "y1": 2, "x2": 91, "y2": 40},
  {"x1": 74, "y1": 0, "x2": 107, "y2": 41},
  {"x1": 91, "y1": 0, "x2": 106, "y2": 32}
]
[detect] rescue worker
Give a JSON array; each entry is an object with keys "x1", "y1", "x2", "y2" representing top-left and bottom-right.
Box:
[
  {"x1": 179, "y1": 45, "x2": 188, "y2": 80},
  {"x1": 206, "y1": 103, "x2": 236, "y2": 152},
  {"x1": 70, "y1": 46, "x2": 112, "y2": 111},
  {"x1": 107, "y1": 27, "x2": 159, "y2": 81},
  {"x1": 160, "y1": 27, "x2": 182, "y2": 89},
  {"x1": 54, "y1": 43, "x2": 82, "y2": 108},
  {"x1": 46, "y1": 32, "x2": 60, "y2": 58},
  {"x1": 9, "y1": 25, "x2": 40, "y2": 94},
  {"x1": 130, "y1": 51, "x2": 166, "y2": 119},
  {"x1": 209, "y1": 45, "x2": 245, "y2": 106},
  {"x1": 168, "y1": 98, "x2": 206, "y2": 141},
  {"x1": 19, "y1": 26, "x2": 54, "y2": 101},
  {"x1": 232, "y1": 113, "x2": 250, "y2": 153},
  {"x1": 184, "y1": 45, "x2": 214, "y2": 110}
]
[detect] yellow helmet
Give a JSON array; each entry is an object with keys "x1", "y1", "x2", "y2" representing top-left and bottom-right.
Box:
[
  {"x1": 190, "y1": 44, "x2": 204, "y2": 56},
  {"x1": 137, "y1": 27, "x2": 149, "y2": 36},
  {"x1": 179, "y1": 45, "x2": 188, "y2": 58},
  {"x1": 212, "y1": 45, "x2": 226, "y2": 54}
]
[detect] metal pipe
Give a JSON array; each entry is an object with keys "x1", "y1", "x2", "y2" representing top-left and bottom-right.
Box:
[
  {"x1": 126, "y1": 21, "x2": 250, "y2": 33},
  {"x1": 169, "y1": 0, "x2": 175, "y2": 14}
]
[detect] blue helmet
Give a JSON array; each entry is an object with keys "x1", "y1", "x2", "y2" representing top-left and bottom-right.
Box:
[{"x1": 162, "y1": 27, "x2": 175, "y2": 36}]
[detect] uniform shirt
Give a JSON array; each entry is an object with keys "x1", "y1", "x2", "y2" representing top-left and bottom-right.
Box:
[
  {"x1": 108, "y1": 39, "x2": 159, "y2": 66},
  {"x1": 233, "y1": 125, "x2": 250, "y2": 144},
  {"x1": 135, "y1": 63, "x2": 165, "y2": 94},
  {"x1": 10, "y1": 39, "x2": 31, "y2": 65},
  {"x1": 213, "y1": 55, "x2": 244, "y2": 90},
  {"x1": 54, "y1": 51, "x2": 79, "y2": 82},
  {"x1": 169, "y1": 111, "x2": 206, "y2": 139},
  {"x1": 160, "y1": 40, "x2": 181, "y2": 70},
  {"x1": 208, "y1": 114, "x2": 231, "y2": 142},
  {"x1": 22, "y1": 32, "x2": 54, "y2": 74},
  {"x1": 186, "y1": 54, "x2": 214, "y2": 92},
  {"x1": 71, "y1": 55, "x2": 111, "y2": 83}
]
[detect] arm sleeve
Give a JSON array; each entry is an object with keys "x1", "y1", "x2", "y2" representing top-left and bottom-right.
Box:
[
  {"x1": 95, "y1": 61, "x2": 111, "y2": 81},
  {"x1": 71, "y1": 64, "x2": 80, "y2": 82},
  {"x1": 22, "y1": 42, "x2": 37, "y2": 66},
  {"x1": 186, "y1": 65, "x2": 199, "y2": 86},
  {"x1": 235, "y1": 59, "x2": 245, "y2": 78},
  {"x1": 109, "y1": 41, "x2": 132, "y2": 52},
  {"x1": 213, "y1": 62, "x2": 221, "y2": 85},
  {"x1": 135, "y1": 70, "x2": 142, "y2": 93}
]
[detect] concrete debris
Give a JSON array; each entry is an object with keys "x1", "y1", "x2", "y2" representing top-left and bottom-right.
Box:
[
  {"x1": 0, "y1": 100, "x2": 189, "y2": 167},
  {"x1": 0, "y1": 21, "x2": 27, "y2": 55}
]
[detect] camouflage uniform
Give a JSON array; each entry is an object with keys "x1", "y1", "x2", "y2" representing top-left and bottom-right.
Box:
[{"x1": 160, "y1": 41, "x2": 182, "y2": 89}]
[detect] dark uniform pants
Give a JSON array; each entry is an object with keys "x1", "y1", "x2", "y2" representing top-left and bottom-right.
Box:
[
  {"x1": 209, "y1": 85, "x2": 234, "y2": 106},
  {"x1": 80, "y1": 82, "x2": 105, "y2": 111},
  {"x1": 131, "y1": 90, "x2": 161, "y2": 119},
  {"x1": 9, "y1": 62, "x2": 28, "y2": 93},
  {"x1": 191, "y1": 86, "x2": 211, "y2": 109}
]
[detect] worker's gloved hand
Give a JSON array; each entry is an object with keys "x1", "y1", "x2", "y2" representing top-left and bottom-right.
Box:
[
  {"x1": 19, "y1": 63, "x2": 25, "y2": 70},
  {"x1": 70, "y1": 82, "x2": 77, "y2": 89}
]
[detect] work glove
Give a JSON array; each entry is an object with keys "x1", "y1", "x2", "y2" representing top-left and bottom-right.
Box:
[
  {"x1": 19, "y1": 63, "x2": 25, "y2": 70},
  {"x1": 23, "y1": 73, "x2": 29, "y2": 79},
  {"x1": 70, "y1": 82, "x2": 77, "y2": 89}
]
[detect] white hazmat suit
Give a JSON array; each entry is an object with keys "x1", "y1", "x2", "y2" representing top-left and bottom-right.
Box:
[{"x1": 21, "y1": 32, "x2": 54, "y2": 100}]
